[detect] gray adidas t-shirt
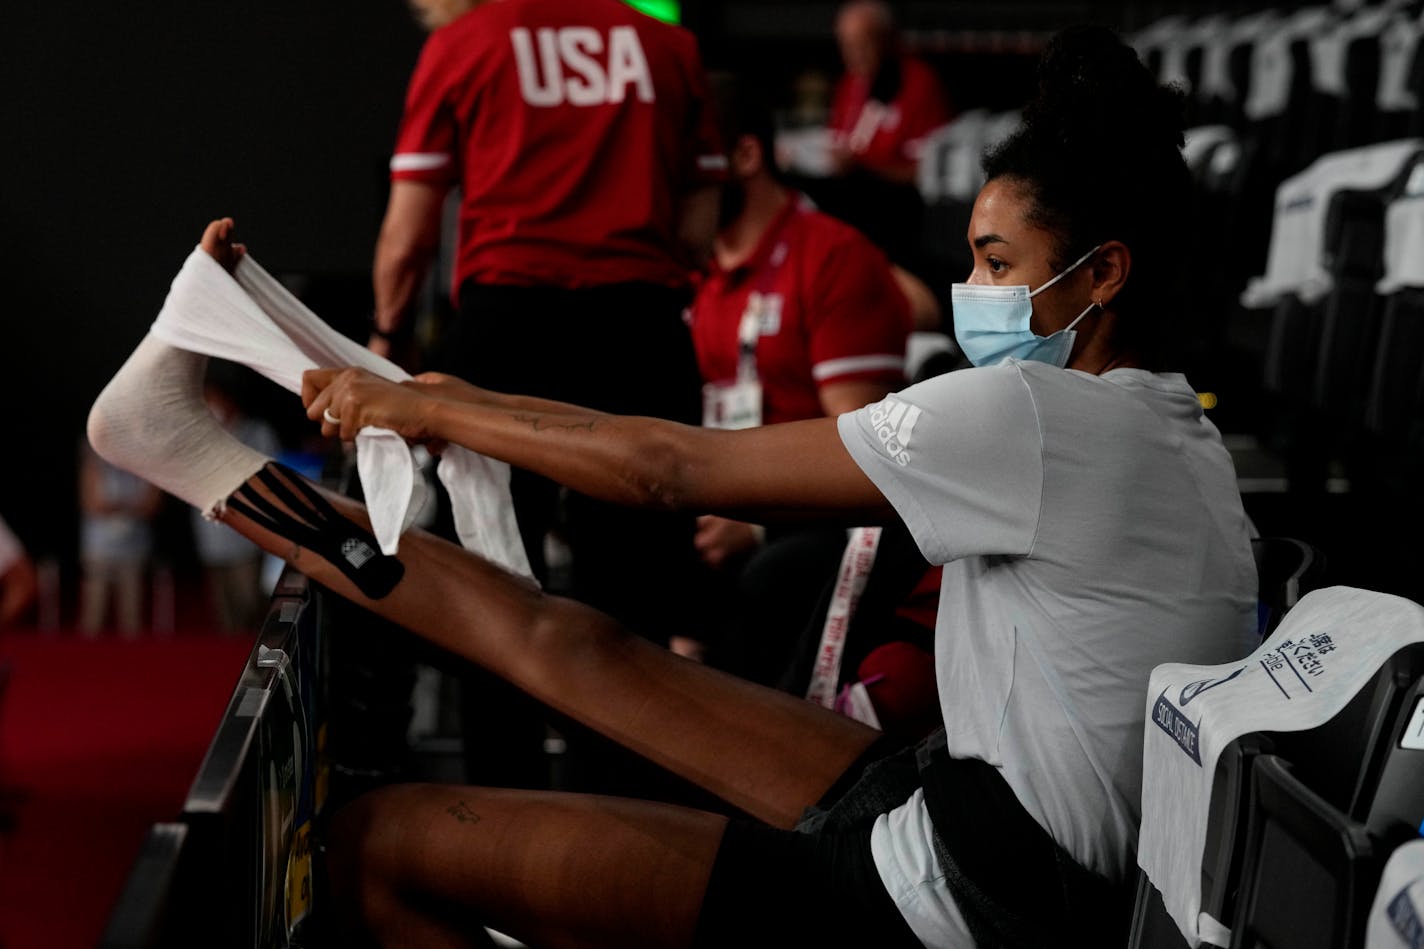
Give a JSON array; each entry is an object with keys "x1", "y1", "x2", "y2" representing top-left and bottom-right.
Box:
[{"x1": 839, "y1": 359, "x2": 1258, "y2": 882}]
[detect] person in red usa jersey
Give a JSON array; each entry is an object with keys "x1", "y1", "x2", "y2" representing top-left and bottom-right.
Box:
[
  {"x1": 691, "y1": 100, "x2": 912, "y2": 432},
  {"x1": 812, "y1": 0, "x2": 952, "y2": 283},
  {"x1": 827, "y1": 0, "x2": 951, "y2": 188},
  {"x1": 372, "y1": 0, "x2": 725, "y2": 796},
  {"x1": 377, "y1": 1, "x2": 725, "y2": 314},
  {"x1": 684, "y1": 77, "x2": 933, "y2": 699}
]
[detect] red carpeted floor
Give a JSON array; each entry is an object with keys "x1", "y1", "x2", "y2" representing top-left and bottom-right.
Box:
[{"x1": 0, "y1": 628, "x2": 251, "y2": 949}]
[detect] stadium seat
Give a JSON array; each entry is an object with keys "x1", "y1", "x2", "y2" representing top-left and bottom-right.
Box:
[
  {"x1": 1181, "y1": 124, "x2": 1249, "y2": 397},
  {"x1": 1308, "y1": 180, "x2": 1398, "y2": 432},
  {"x1": 1362, "y1": 288, "x2": 1424, "y2": 454},
  {"x1": 1132, "y1": 639, "x2": 1424, "y2": 948},
  {"x1": 1251, "y1": 536, "x2": 1327, "y2": 638},
  {"x1": 1356, "y1": 149, "x2": 1424, "y2": 494},
  {"x1": 1127, "y1": 541, "x2": 1323, "y2": 949},
  {"x1": 1127, "y1": 873, "x2": 1192, "y2": 949},
  {"x1": 1193, "y1": 632, "x2": 1419, "y2": 946},
  {"x1": 1366, "y1": 839, "x2": 1424, "y2": 945},
  {"x1": 1194, "y1": 733, "x2": 1278, "y2": 946},
  {"x1": 1302, "y1": 5, "x2": 1395, "y2": 157},
  {"x1": 1373, "y1": 11, "x2": 1424, "y2": 142},
  {"x1": 1282, "y1": 643, "x2": 1424, "y2": 821},
  {"x1": 1357, "y1": 663, "x2": 1424, "y2": 849},
  {"x1": 1237, "y1": 139, "x2": 1424, "y2": 494},
  {"x1": 1128, "y1": 733, "x2": 1274, "y2": 949},
  {"x1": 1229, "y1": 755, "x2": 1382, "y2": 949}
]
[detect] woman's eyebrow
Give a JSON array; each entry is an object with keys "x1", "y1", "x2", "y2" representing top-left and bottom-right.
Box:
[{"x1": 973, "y1": 233, "x2": 1008, "y2": 249}]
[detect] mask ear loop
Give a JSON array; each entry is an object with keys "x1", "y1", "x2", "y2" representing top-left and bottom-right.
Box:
[
  {"x1": 1027, "y1": 244, "x2": 1103, "y2": 299},
  {"x1": 1063, "y1": 298, "x2": 1103, "y2": 333}
]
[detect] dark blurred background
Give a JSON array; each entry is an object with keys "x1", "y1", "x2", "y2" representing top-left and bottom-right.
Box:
[{"x1": 0, "y1": 0, "x2": 1323, "y2": 589}]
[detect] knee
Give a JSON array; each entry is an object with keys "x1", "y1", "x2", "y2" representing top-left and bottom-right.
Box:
[
  {"x1": 327, "y1": 783, "x2": 425, "y2": 882},
  {"x1": 526, "y1": 590, "x2": 629, "y2": 657},
  {"x1": 324, "y1": 784, "x2": 438, "y2": 935}
]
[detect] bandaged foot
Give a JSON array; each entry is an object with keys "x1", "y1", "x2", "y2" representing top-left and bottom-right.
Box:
[
  {"x1": 86, "y1": 220, "x2": 266, "y2": 517},
  {"x1": 87, "y1": 220, "x2": 408, "y2": 598},
  {"x1": 87, "y1": 218, "x2": 530, "y2": 577},
  {"x1": 87, "y1": 336, "x2": 269, "y2": 518}
]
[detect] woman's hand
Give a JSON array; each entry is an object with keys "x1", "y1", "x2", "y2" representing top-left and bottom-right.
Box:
[
  {"x1": 302, "y1": 368, "x2": 440, "y2": 443},
  {"x1": 408, "y1": 372, "x2": 492, "y2": 406},
  {"x1": 693, "y1": 515, "x2": 764, "y2": 569}
]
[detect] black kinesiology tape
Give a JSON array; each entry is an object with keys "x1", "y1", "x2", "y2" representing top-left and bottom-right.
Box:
[{"x1": 226, "y1": 463, "x2": 405, "y2": 599}]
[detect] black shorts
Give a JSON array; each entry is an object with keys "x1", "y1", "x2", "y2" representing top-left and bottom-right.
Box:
[{"x1": 693, "y1": 818, "x2": 923, "y2": 949}]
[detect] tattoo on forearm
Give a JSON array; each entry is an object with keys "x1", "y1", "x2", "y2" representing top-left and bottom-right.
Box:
[
  {"x1": 512, "y1": 412, "x2": 597, "y2": 434},
  {"x1": 448, "y1": 801, "x2": 481, "y2": 825}
]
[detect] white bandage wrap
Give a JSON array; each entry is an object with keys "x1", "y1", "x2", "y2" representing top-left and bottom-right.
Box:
[
  {"x1": 90, "y1": 247, "x2": 531, "y2": 579},
  {"x1": 87, "y1": 336, "x2": 269, "y2": 520}
]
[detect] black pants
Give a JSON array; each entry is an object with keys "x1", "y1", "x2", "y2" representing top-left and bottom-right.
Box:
[
  {"x1": 696, "y1": 736, "x2": 921, "y2": 948},
  {"x1": 438, "y1": 281, "x2": 709, "y2": 796}
]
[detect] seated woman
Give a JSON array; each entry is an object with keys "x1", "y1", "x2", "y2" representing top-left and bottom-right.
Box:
[{"x1": 87, "y1": 26, "x2": 1257, "y2": 948}]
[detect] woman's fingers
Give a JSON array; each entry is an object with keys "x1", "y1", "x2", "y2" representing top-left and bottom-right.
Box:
[
  {"x1": 303, "y1": 368, "x2": 359, "y2": 440},
  {"x1": 303, "y1": 368, "x2": 434, "y2": 443},
  {"x1": 302, "y1": 368, "x2": 339, "y2": 411}
]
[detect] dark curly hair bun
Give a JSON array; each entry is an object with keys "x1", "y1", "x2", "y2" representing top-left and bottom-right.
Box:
[
  {"x1": 983, "y1": 24, "x2": 1194, "y2": 364},
  {"x1": 1027, "y1": 25, "x2": 1187, "y2": 154}
]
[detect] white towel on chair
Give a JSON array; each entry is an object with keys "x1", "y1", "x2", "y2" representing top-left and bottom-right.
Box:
[
  {"x1": 1241, "y1": 140, "x2": 1424, "y2": 309},
  {"x1": 1367, "y1": 839, "x2": 1424, "y2": 948},
  {"x1": 1138, "y1": 586, "x2": 1424, "y2": 947},
  {"x1": 151, "y1": 247, "x2": 532, "y2": 578}
]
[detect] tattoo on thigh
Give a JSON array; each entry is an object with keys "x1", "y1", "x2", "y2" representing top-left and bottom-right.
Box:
[{"x1": 447, "y1": 801, "x2": 481, "y2": 825}]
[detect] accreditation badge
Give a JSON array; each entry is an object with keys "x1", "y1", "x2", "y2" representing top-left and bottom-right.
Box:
[{"x1": 702, "y1": 378, "x2": 763, "y2": 430}]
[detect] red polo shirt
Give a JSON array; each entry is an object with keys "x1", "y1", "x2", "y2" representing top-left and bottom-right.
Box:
[
  {"x1": 829, "y1": 55, "x2": 952, "y2": 176},
  {"x1": 690, "y1": 196, "x2": 913, "y2": 426},
  {"x1": 391, "y1": 0, "x2": 726, "y2": 294}
]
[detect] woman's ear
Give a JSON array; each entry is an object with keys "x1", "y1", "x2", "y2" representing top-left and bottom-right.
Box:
[{"x1": 1090, "y1": 240, "x2": 1131, "y2": 308}]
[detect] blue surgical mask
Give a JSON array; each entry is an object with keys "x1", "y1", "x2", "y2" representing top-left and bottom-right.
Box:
[{"x1": 951, "y1": 245, "x2": 1102, "y2": 368}]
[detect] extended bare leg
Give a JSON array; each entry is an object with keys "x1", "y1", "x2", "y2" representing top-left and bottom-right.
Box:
[
  {"x1": 181, "y1": 218, "x2": 880, "y2": 823},
  {"x1": 326, "y1": 784, "x2": 727, "y2": 949},
  {"x1": 84, "y1": 220, "x2": 883, "y2": 947},
  {"x1": 219, "y1": 460, "x2": 877, "y2": 827}
]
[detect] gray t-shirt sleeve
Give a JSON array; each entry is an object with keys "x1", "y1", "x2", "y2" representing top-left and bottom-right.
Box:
[{"x1": 837, "y1": 364, "x2": 1043, "y2": 564}]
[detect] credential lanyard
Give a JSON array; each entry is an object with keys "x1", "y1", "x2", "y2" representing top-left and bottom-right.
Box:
[
  {"x1": 735, "y1": 200, "x2": 799, "y2": 381},
  {"x1": 806, "y1": 526, "x2": 883, "y2": 709}
]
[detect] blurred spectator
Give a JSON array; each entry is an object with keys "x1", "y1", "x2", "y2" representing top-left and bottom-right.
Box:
[
  {"x1": 0, "y1": 514, "x2": 37, "y2": 629},
  {"x1": 190, "y1": 377, "x2": 281, "y2": 634},
  {"x1": 78, "y1": 440, "x2": 162, "y2": 637},
  {"x1": 829, "y1": 0, "x2": 951, "y2": 185},
  {"x1": 371, "y1": 0, "x2": 725, "y2": 793},
  {"x1": 682, "y1": 74, "x2": 916, "y2": 676},
  {"x1": 819, "y1": 0, "x2": 952, "y2": 270}
]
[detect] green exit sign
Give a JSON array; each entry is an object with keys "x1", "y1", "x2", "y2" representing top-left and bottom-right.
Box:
[{"x1": 626, "y1": 0, "x2": 680, "y2": 23}]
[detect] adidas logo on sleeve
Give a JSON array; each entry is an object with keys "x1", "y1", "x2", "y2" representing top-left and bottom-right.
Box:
[{"x1": 867, "y1": 396, "x2": 922, "y2": 467}]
